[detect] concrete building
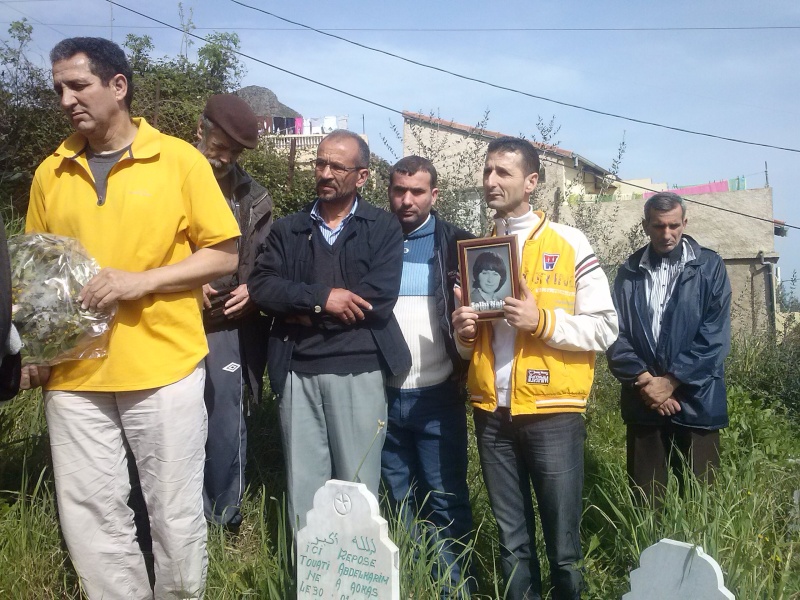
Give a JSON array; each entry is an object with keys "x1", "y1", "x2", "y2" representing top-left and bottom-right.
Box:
[
  {"x1": 266, "y1": 131, "x2": 369, "y2": 168},
  {"x1": 561, "y1": 188, "x2": 780, "y2": 334},
  {"x1": 401, "y1": 111, "x2": 782, "y2": 334},
  {"x1": 402, "y1": 111, "x2": 616, "y2": 201},
  {"x1": 268, "y1": 133, "x2": 326, "y2": 166},
  {"x1": 401, "y1": 111, "x2": 623, "y2": 234}
]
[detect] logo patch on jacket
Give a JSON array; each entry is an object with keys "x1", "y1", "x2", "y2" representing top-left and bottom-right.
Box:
[
  {"x1": 542, "y1": 253, "x2": 559, "y2": 271},
  {"x1": 526, "y1": 369, "x2": 550, "y2": 384},
  {"x1": 222, "y1": 362, "x2": 241, "y2": 373}
]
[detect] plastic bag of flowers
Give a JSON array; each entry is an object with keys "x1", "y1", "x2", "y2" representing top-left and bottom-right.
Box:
[{"x1": 9, "y1": 233, "x2": 115, "y2": 366}]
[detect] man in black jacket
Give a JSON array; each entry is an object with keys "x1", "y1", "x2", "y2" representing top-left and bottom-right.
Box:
[
  {"x1": 248, "y1": 130, "x2": 410, "y2": 530},
  {"x1": 382, "y1": 156, "x2": 475, "y2": 596},
  {"x1": 0, "y1": 212, "x2": 21, "y2": 402},
  {"x1": 606, "y1": 192, "x2": 731, "y2": 502},
  {"x1": 197, "y1": 94, "x2": 272, "y2": 530}
]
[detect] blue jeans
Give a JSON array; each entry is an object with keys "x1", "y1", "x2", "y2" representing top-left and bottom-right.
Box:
[
  {"x1": 381, "y1": 381, "x2": 474, "y2": 596},
  {"x1": 473, "y1": 408, "x2": 585, "y2": 600}
]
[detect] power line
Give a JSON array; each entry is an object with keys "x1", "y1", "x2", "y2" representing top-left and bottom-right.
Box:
[
  {"x1": 265, "y1": 25, "x2": 800, "y2": 32},
  {"x1": 4, "y1": 21, "x2": 800, "y2": 32},
  {"x1": 102, "y1": 1, "x2": 795, "y2": 231},
  {"x1": 0, "y1": 0, "x2": 69, "y2": 37},
  {"x1": 607, "y1": 178, "x2": 798, "y2": 231},
  {"x1": 103, "y1": 1, "x2": 403, "y2": 115},
  {"x1": 687, "y1": 198, "x2": 794, "y2": 229},
  {"x1": 231, "y1": 0, "x2": 800, "y2": 155},
  {"x1": 536, "y1": 156, "x2": 793, "y2": 230}
]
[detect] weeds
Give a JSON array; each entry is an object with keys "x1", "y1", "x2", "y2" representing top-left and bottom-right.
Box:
[
  {"x1": 726, "y1": 330, "x2": 800, "y2": 421},
  {"x1": 0, "y1": 345, "x2": 796, "y2": 598},
  {"x1": 584, "y1": 382, "x2": 800, "y2": 599}
]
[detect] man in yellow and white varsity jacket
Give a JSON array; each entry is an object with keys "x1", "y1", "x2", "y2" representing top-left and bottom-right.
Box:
[{"x1": 453, "y1": 137, "x2": 618, "y2": 600}]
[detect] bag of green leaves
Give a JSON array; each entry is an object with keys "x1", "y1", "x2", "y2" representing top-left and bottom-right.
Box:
[{"x1": 9, "y1": 233, "x2": 115, "y2": 366}]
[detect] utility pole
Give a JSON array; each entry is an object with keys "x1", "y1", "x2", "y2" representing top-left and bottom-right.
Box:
[
  {"x1": 153, "y1": 80, "x2": 160, "y2": 128},
  {"x1": 287, "y1": 139, "x2": 297, "y2": 193},
  {"x1": 765, "y1": 161, "x2": 770, "y2": 188}
]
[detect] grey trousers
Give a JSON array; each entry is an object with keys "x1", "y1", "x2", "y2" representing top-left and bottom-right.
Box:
[{"x1": 280, "y1": 370, "x2": 387, "y2": 530}]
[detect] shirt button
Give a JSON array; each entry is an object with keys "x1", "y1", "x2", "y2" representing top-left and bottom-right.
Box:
[{"x1": 314, "y1": 305, "x2": 322, "y2": 313}]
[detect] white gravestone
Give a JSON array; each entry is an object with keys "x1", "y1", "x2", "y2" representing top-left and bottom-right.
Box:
[
  {"x1": 624, "y1": 538, "x2": 734, "y2": 600},
  {"x1": 296, "y1": 480, "x2": 399, "y2": 600}
]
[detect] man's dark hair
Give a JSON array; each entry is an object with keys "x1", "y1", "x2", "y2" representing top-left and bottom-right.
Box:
[
  {"x1": 472, "y1": 251, "x2": 507, "y2": 290},
  {"x1": 388, "y1": 155, "x2": 438, "y2": 189},
  {"x1": 486, "y1": 136, "x2": 540, "y2": 177},
  {"x1": 50, "y1": 37, "x2": 134, "y2": 109},
  {"x1": 643, "y1": 192, "x2": 686, "y2": 222},
  {"x1": 322, "y1": 130, "x2": 370, "y2": 169}
]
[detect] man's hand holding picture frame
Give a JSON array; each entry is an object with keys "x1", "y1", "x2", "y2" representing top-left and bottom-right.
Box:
[{"x1": 457, "y1": 235, "x2": 520, "y2": 320}]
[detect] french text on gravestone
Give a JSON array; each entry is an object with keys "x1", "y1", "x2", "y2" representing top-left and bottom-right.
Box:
[{"x1": 296, "y1": 480, "x2": 399, "y2": 599}]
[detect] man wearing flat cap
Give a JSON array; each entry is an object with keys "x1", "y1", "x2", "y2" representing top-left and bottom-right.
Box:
[{"x1": 196, "y1": 93, "x2": 273, "y2": 531}]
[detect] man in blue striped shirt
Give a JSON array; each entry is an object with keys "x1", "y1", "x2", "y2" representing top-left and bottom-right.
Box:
[
  {"x1": 382, "y1": 156, "x2": 475, "y2": 596},
  {"x1": 607, "y1": 192, "x2": 731, "y2": 504}
]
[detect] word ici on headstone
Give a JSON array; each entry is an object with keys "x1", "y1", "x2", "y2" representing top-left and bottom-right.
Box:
[{"x1": 296, "y1": 480, "x2": 399, "y2": 600}]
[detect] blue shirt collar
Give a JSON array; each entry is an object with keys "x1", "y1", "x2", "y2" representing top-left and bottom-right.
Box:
[{"x1": 310, "y1": 196, "x2": 359, "y2": 225}]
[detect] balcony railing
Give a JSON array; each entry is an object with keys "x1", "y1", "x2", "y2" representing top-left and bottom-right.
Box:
[
  {"x1": 577, "y1": 192, "x2": 643, "y2": 203},
  {"x1": 264, "y1": 133, "x2": 326, "y2": 152}
]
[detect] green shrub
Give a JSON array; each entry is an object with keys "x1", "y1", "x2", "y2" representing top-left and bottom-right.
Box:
[{"x1": 726, "y1": 331, "x2": 800, "y2": 423}]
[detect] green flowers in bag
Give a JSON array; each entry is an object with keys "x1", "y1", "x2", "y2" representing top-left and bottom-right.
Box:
[{"x1": 9, "y1": 233, "x2": 115, "y2": 366}]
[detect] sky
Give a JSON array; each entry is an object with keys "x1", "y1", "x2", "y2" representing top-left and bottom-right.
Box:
[{"x1": 2, "y1": 0, "x2": 799, "y2": 281}]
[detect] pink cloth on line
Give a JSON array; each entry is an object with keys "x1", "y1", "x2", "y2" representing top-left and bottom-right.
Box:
[{"x1": 644, "y1": 180, "x2": 729, "y2": 199}]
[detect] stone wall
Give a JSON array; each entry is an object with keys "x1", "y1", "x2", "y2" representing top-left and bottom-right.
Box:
[{"x1": 560, "y1": 188, "x2": 778, "y2": 333}]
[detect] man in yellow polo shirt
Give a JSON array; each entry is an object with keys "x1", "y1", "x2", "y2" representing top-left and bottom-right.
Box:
[{"x1": 21, "y1": 37, "x2": 239, "y2": 600}]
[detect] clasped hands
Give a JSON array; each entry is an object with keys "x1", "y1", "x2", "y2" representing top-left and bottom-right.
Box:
[
  {"x1": 636, "y1": 372, "x2": 682, "y2": 416},
  {"x1": 202, "y1": 283, "x2": 254, "y2": 319},
  {"x1": 286, "y1": 288, "x2": 372, "y2": 327}
]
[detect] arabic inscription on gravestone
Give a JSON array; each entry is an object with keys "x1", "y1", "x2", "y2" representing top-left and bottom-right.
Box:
[{"x1": 296, "y1": 479, "x2": 399, "y2": 599}]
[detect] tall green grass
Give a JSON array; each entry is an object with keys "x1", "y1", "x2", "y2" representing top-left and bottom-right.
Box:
[
  {"x1": 583, "y1": 361, "x2": 800, "y2": 599},
  {"x1": 0, "y1": 346, "x2": 796, "y2": 598}
]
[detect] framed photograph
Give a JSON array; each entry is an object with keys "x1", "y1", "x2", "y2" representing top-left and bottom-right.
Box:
[{"x1": 457, "y1": 235, "x2": 520, "y2": 319}]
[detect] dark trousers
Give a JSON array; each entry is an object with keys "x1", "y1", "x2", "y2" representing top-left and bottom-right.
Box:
[
  {"x1": 626, "y1": 422, "x2": 721, "y2": 503},
  {"x1": 381, "y1": 381, "x2": 474, "y2": 597},
  {"x1": 474, "y1": 408, "x2": 585, "y2": 600},
  {"x1": 203, "y1": 328, "x2": 247, "y2": 527}
]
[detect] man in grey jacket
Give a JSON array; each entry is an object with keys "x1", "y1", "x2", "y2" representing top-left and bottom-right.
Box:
[{"x1": 197, "y1": 94, "x2": 273, "y2": 530}]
